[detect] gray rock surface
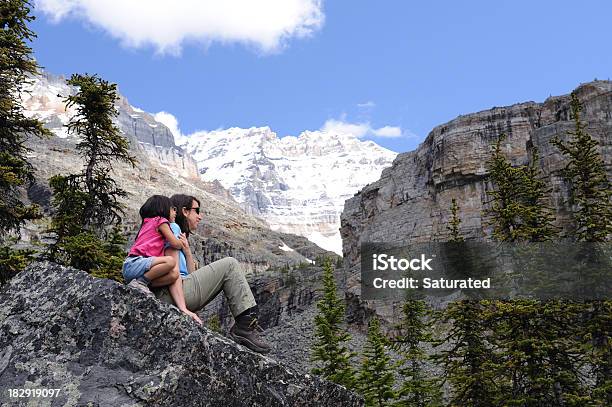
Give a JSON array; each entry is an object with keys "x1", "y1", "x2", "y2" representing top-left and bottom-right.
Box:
[
  {"x1": 0, "y1": 262, "x2": 362, "y2": 406},
  {"x1": 340, "y1": 81, "x2": 612, "y2": 324}
]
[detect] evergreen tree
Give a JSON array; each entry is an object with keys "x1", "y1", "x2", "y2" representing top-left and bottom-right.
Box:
[
  {"x1": 311, "y1": 258, "x2": 356, "y2": 389},
  {"x1": 489, "y1": 299, "x2": 588, "y2": 406},
  {"x1": 47, "y1": 74, "x2": 136, "y2": 278},
  {"x1": 582, "y1": 300, "x2": 612, "y2": 406},
  {"x1": 94, "y1": 225, "x2": 128, "y2": 281},
  {"x1": 551, "y1": 92, "x2": 611, "y2": 242},
  {"x1": 551, "y1": 93, "x2": 611, "y2": 404},
  {"x1": 440, "y1": 193, "x2": 500, "y2": 405},
  {"x1": 357, "y1": 317, "x2": 396, "y2": 407},
  {"x1": 391, "y1": 298, "x2": 442, "y2": 407},
  {"x1": 520, "y1": 148, "x2": 558, "y2": 242},
  {"x1": 434, "y1": 300, "x2": 501, "y2": 406},
  {"x1": 0, "y1": 0, "x2": 51, "y2": 285},
  {"x1": 0, "y1": 0, "x2": 51, "y2": 234},
  {"x1": 0, "y1": 245, "x2": 33, "y2": 286},
  {"x1": 484, "y1": 131, "x2": 593, "y2": 404},
  {"x1": 62, "y1": 73, "x2": 137, "y2": 230},
  {"x1": 447, "y1": 198, "x2": 463, "y2": 242},
  {"x1": 485, "y1": 135, "x2": 556, "y2": 242}
]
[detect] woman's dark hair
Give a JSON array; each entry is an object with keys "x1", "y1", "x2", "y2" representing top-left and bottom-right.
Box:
[
  {"x1": 139, "y1": 195, "x2": 173, "y2": 221},
  {"x1": 171, "y1": 194, "x2": 200, "y2": 237}
]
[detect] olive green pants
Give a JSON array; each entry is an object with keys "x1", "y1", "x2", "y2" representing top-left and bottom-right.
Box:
[{"x1": 155, "y1": 257, "x2": 256, "y2": 316}]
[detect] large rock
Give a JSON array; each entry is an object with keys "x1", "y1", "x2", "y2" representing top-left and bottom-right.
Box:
[{"x1": 0, "y1": 262, "x2": 362, "y2": 406}]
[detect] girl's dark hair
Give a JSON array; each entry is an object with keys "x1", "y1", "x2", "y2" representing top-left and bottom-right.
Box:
[
  {"x1": 171, "y1": 194, "x2": 200, "y2": 237},
  {"x1": 139, "y1": 195, "x2": 173, "y2": 221}
]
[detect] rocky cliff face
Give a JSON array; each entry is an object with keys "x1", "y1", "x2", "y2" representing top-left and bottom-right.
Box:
[
  {"x1": 181, "y1": 127, "x2": 397, "y2": 254},
  {"x1": 0, "y1": 262, "x2": 362, "y2": 406},
  {"x1": 22, "y1": 72, "x2": 199, "y2": 180},
  {"x1": 340, "y1": 81, "x2": 612, "y2": 323}
]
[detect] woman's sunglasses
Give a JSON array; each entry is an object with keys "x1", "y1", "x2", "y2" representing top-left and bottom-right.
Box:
[{"x1": 186, "y1": 207, "x2": 200, "y2": 214}]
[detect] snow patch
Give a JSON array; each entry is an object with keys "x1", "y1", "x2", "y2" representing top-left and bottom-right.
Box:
[{"x1": 278, "y1": 241, "x2": 294, "y2": 252}]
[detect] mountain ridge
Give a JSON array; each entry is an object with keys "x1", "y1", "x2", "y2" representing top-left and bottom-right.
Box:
[{"x1": 180, "y1": 126, "x2": 397, "y2": 254}]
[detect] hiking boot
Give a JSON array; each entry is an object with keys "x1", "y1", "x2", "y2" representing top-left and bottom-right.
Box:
[
  {"x1": 230, "y1": 316, "x2": 271, "y2": 354},
  {"x1": 127, "y1": 279, "x2": 154, "y2": 298}
]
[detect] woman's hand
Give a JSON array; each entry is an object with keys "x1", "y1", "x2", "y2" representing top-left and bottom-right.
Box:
[{"x1": 181, "y1": 308, "x2": 203, "y2": 325}]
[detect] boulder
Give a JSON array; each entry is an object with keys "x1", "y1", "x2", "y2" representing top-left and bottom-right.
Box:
[{"x1": 0, "y1": 262, "x2": 362, "y2": 406}]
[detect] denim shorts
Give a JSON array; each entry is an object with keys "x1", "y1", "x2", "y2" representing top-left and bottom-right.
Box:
[{"x1": 122, "y1": 256, "x2": 154, "y2": 282}]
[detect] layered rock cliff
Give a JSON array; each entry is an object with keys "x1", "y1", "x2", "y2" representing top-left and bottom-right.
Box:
[
  {"x1": 0, "y1": 262, "x2": 362, "y2": 406},
  {"x1": 23, "y1": 72, "x2": 200, "y2": 180},
  {"x1": 340, "y1": 81, "x2": 612, "y2": 323}
]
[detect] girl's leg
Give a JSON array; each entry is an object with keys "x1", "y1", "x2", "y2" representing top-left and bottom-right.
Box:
[
  {"x1": 161, "y1": 248, "x2": 202, "y2": 325},
  {"x1": 144, "y1": 256, "x2": 176, "y2": 283},
  {"x1": 149, "y1": 249, "x2": 180, "y2": 287}
]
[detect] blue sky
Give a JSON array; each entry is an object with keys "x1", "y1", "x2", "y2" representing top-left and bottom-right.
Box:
[{"x1": 31, "y1": 1, "x2": 612, "y2": 153}]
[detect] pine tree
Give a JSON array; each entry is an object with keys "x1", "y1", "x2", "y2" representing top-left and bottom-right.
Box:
[
  {"x1": 311, "y1": 258, "x2": 356, "y2": 389},
  {"x1": 94, "y1": 225, "x2": 128, "y2": 281},
  {"x1": 440, "y1": 187, "x2": 501, "y2": 405},
  {"x1": 47, "y1": 74, "x2": 136, "y2": 277},
  {"x1": 484, "y1": 131, "x2": 593, "y2": 404},
  {"x1": 434, "y1": 300, "x2": 501, "y2": 406},
  {"x1": 582, "y1": 300, "x2": 612, "y2": 406},
  {"x1": 62, "y1": 73, "x2": 137, "y2": 230},
  {"x1": 489, "y1": 299, "x2": 588, "y2": 406},
  {"x1": 0, "y1": 0, "x2": 51, "y2": 234},
  {"x1": 357, "y1": 317, "x2": 396, "y2": 407},
  {"x1": 391, "y1": 298, "x2": 442, "y2": 407},
  {"x1": 447, "y1": 198, "x2": 463, "y2": 242},
  {"x1": 519, "y1": 148, "x2": 558, "y2": 242},
  {"x1": 0, "y1": 245, "x2": 33, "y2": 286},
  {"x1": 485, "y1": 135, "x2": 556, "y2": 242},
  {"x1": 551, "y1": 92, "x2": 611, "y2": 242},
  {"x1": 0, "y1": 0, "x2": 52, "y2": 286},
  {"x1": 551, "y1": 92, "x2": 611, "y2": 404}
]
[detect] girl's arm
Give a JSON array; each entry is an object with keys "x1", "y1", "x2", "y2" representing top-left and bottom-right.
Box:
[
  {"x1": 159, "y1": 223, "x2": 183, "y2": 249},
  {"x1": 180, "y1": 234, "x2": 196, "y2": 274}
]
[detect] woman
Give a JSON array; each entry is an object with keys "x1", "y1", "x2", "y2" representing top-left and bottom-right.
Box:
[{"x1": 154, "y1": 194, "x2": 271, "y2": 354}]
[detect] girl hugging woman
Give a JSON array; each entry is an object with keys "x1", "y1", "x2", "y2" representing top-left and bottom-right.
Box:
[{"x1": 122, "y1": 195, "x2": 202, "y2": 324}]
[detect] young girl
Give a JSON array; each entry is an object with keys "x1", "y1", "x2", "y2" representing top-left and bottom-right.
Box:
[{"x1": 123, "y1": 195, "x2": 202, "y2": 324}]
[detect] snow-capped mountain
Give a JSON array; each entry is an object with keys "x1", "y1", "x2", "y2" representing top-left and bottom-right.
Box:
[
  {"x1": 21, "y1": 73, "x2": 199, "y2": 180},
  {"x1": 21, "y1": 73, "x2": 397, "y2": 254},
  {"x1": 180, "y1": 127, "x2": 398, "y2": 254}
]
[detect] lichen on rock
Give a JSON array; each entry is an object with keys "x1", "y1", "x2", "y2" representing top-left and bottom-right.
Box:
[{"x1": 0, "y1": 262, "x2": 362, "y2": 406}]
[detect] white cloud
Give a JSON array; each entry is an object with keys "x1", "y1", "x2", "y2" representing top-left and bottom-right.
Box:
[
  {"x1": 151, "y1": 111, "x2": 409, "y2": 145},
  {"x1": 36, "y1": 0, "x2": 324, "y2": 54},
  {"x1": 320, "y1": 118, "x2": 404, "y2": 139},
  {"x1": 153, "y1": 111, "x2": 187, "y2": 145},
  {"x1": 321, "y1": 119, "x2": 370, "y2": 138},
  {"x1": 357, "y1": 101, "x2": 376, "y2": 108},
  {"x1": 373, "y1": 125, "x2": 402, "y2": 138}
]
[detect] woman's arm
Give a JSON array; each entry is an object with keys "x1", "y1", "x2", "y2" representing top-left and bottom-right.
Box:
[{"x1": 159, "y1": 223, "x2": 183, "y2": 249}]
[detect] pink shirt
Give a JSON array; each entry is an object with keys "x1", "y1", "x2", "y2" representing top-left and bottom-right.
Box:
[{"x1": 128, "y1": 216, "x2": 169, "y2": 257}]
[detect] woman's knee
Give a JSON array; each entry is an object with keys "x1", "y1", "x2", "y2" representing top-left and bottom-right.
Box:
[{"x1": 225, "y1": 257, "x2": 243, "y2": 274}]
